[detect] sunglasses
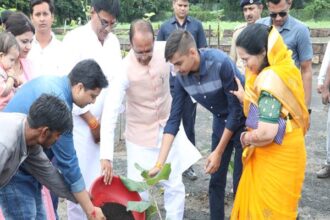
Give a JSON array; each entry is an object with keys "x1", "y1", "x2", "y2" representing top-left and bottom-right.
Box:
[
  {"x1": 96, "y1": 12, "x2": 117, "y2": 30},
  {"x1": 269, "y1": 11, "x2": 288, "y2": 18}
]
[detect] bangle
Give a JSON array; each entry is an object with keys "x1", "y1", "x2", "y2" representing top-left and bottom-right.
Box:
[
  {"x1": 88, "y1": 118, "x2": 99, "y2": 130},
  {"x1": 155, "y1": 162, "x2": 163, "y2": 169}
]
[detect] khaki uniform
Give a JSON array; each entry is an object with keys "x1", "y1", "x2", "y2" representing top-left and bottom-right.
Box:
[{"x1": 229, "y1": 23, "x2": 247, "y2": 74}]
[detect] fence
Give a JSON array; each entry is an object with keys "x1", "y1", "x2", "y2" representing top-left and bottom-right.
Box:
[{"x1": 111, "y1": 27, "x2": 330, "y2": 65}]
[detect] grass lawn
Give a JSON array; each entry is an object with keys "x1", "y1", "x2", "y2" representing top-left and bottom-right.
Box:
[
  {"x1": 55, "y1": 20, "x2": 330, "y2": 40},
  {"x1": 114, "y1": 20, "x2": 330, "y2": 30}
]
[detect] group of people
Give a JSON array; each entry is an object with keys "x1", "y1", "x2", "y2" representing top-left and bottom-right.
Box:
[{"x1": 0, "y1": 0, "x2": 323, "y2": 220}]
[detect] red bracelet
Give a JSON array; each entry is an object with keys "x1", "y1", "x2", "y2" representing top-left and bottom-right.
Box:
[
  {"x1": 88, "y1": 118, "x2": 99, "y2": 130},
  {"x1": 90, "y1": 208, "x2": 96, "y2": 218}
]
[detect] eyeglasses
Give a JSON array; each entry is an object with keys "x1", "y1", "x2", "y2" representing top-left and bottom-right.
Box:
[
  {"x1": 96, "y1": 13, "x2": 117, "y2": 30},
  {"x1": 269, "y1": 11, "x2": 288, "y2": 18}
]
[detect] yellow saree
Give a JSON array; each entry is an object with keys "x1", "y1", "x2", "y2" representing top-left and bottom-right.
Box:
[{"x1": 230, "y1": 27, "x2": 310, "y2": 220}]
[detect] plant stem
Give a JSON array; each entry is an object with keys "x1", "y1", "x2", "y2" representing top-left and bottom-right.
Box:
[{"x1": 149, "y1": 188, "x2": 163, "y2": 220}]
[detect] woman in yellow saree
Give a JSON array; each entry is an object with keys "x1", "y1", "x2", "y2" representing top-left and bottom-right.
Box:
[{"x1": 230, "y1": 23, "x2": 310, "y2": 220}]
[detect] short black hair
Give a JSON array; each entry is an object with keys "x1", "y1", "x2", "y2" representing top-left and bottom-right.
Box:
[
  {"x1": 27, "y1": 94, "x2": 73, "y2": 133},
  {"x1": 5, "y1": 12, "x2": 35, "y2": 36},
  {"x1": 0, "y1": 32, "x2": 20, "y2": 54},
  {"x1": 129, "y1": 19, "x2": 154, "y2": 44},
  {"x1": 30, "y1": 0, "x2": 55, "y2": 14},
  {"x1": 266, "y1": 0, "x2": 290, "y2": 4},
  {"x1": 68, "y1": 59, "x2": 109, "y2": 90},
  {"x1": 164, "y1": 29, "x2": 196, "y2": 62},
  {"x1": 91, "y1": 0, "x2": 120, "y2": 18},
  {"x1": 0, "y1": 10, "x2": 14, "y2": 26},
  {"x1": 236, "y1": 23, "x2": 270, "y2": 55}
]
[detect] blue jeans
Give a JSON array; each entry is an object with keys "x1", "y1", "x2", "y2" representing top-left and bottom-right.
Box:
[
  {"x1": 209, "y1": 121, "x2": 243, "y2": 220},
  {"x1": 0, "y1": 170, "x2": 46, "y2": 220}
]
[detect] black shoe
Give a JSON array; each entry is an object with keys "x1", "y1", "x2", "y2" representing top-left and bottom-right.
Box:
[{"x1": 183, "y1": 167, "x2": 198, "y2": 181}]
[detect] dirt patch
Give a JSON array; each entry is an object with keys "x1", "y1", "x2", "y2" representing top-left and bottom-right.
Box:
[{"x1": 101, "y1": 203, "x2": 134, "y2": 220}]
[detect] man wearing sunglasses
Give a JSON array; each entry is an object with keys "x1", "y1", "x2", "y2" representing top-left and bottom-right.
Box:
[
  {"x1": 230, "y1": 0, "x2": 263, "y2": 74},
  {"x1": 61, "y1": 0, "x2": 122, "y2": 219},
  {"x1": 258, "y1": 0, "x2": 313, "y2": 109}
]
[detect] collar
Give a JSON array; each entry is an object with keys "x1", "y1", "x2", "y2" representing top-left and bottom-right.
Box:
[
  {"x1": 170, "y1": 16, "x2": 191, "y2": 25},
  {"x1": 32, "y1": 32, "x2": 57, "y2": 45},
  {"x1": 196, "y1": 49, "x2": 214, "y2": 77},
  {"x1": 266, "y1": 15, "x2": 292, "y2": 32}
]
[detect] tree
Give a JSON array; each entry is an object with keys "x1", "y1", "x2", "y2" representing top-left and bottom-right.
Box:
[{"x1": 119, "y1": 0, "x2": 170, "y2": 22}]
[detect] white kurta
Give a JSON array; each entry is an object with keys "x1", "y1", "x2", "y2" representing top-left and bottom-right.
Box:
[
  {"x1": 100, "y1": 49, "x2": 202, "y2": 220},
  {"x1": 28, "y1": 33, "x2": 64, "y2": 77},
  {"x1": 62, "y1": 22, "x2": 122, "y2": 220}
]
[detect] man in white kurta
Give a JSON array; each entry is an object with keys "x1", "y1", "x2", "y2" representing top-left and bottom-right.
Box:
[
  {"x1": 100, "y1": 20, "x2": 201, "y2": 220},
  {"x1": 28, "y1": 0, "x2": 64, "y2": 78},
  {"x1": 61, "y1": 1, "x2": 122, "y2": 219}
]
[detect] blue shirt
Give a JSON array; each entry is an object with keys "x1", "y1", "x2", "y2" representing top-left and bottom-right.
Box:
[
  {"x1": 258, "y1": 16, "x2": 313, "y2": 68},
  {"x1": 164, "y1": 49, "x2": 245, "y2": 140},
  {"x1": 4, "y1": 76, "x2": 85, "y2": 192},
  {"x1": 157, "y1": 16, "x2": 207, "y2": 48}
]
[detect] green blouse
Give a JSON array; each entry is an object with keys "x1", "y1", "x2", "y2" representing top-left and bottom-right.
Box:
[{"x1": 258, "y1": 91, "x2": 282, "y2": 124}]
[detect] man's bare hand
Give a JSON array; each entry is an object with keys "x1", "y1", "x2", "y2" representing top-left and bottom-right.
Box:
[
  {"x1": 148, "y1": 166, "x2": 161, "y2": 177},
  {"x1": 87, "y1": 207, "x2": 105, "y2": 220},
  {"x1": 317, "y1": 84, "x2": 324, "y2": 94},
  {"x1": 101, "y1": 159, "x2": 113, "y2": 185},
  {"x1": 91, "y1": 123, "x2": 100, "y2": 143},
  {"x1": 205, "y1": 151, "x2": 222, "y2": 174},
  {"x1": 321, "y1": 88, "x2": 330, "y2": 105}
]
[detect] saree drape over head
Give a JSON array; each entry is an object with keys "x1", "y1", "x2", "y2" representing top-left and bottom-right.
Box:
[{"x1": 231, "y1": 26, "x2": 310, "y2": 220}]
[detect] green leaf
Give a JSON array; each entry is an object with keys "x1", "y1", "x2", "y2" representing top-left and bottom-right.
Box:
[
  {"x1": 146, "y1": 205, "x2": 158, "y2": 220},
  {"x1": 120, "y1": 176, "x2": 148, "y2": 192},
  {"x1": 126, "y1": 201, "x2": 151, "y2": 213},
  {"x1": 145, "y1": 163, "x2": 171, "y2": 186},
  {"x1": 228, "y1": 160, "x2": 234, "y2": 174},
  {"x1": 134, "y1": 163, "x2": 149, "y2": 179}
]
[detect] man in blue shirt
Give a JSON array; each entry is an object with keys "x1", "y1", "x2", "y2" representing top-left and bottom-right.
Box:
[
  {"x1": 149, "y1": 30, "x2": 245, "y2": 220},
  {"x1": 157, "y1": 0, "x2": 207, "y2": 180},
  {"x1": 257, "y1": 0, "x2": 313, "y2": 108},
  {"x1": 1, "y1": 59, "x2": 108, "y2": 220}
]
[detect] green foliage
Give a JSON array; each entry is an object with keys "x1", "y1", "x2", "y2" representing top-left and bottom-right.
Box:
[
  {"x1": 120, "y1": 176, "x2": 149, "y2": 192},
  {"x1": 189, "y1": 5, "x2": 224, "y2": 21},
  {"x1": 145, "y1": 205, "x2": 158, "y2": 220},
  {"x1": 0, "y1": 0, "x2": 87, "y2": 26},
  {"x1": 218, "y1": 0, "x2": 242, "y2": 21},
  {"x1": 55, "y1": 0, "x2": 86, "y2": 26},
  {"x1": 119, "y1": 0, "x2": 171, "y2": 22},
  {"x1": 121, "y1": 163, "x2": 172, "y2": 220},
  {"x1": 126, "y1": 201, "x2": 152, "y2": 212}
]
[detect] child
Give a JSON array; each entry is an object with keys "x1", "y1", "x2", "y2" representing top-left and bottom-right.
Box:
[
  {"x1": 0, "y1": 32, "x2": 20, "y2": 110},
  {"x1": 148, "y1": 29, "x2": 245, "y2": 220}
]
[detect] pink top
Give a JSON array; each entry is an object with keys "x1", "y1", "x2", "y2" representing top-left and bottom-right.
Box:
[
  {"x1": 0, "y1": 59, "x2": 33, "y2": 110},
  {"x1": 0, "y1": 66, "x2": 15, "y2": 110},
  {"x1": 19, "y1": 58, "x2": 34, "y2": 82}
]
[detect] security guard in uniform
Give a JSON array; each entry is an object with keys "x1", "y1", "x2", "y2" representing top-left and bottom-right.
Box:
[{"x1": 230, "y1": 0, "x2": 263, "y2": 74}]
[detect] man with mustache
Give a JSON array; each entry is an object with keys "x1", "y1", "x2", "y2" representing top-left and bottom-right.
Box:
[
  {"x1": 257, "y1": 0, "x2": 313, "y2": 108},
  {"x1": 100, "y1": 20, "x2": 201, "y2": 220},
  {"x1": 230, "y1": 0, "x2": 263, "y2": 74}
]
